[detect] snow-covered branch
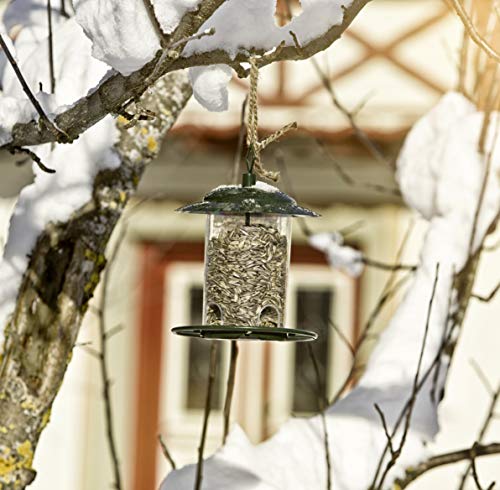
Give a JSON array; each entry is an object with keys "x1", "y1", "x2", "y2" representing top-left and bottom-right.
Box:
[
  {"x1": 0, "y1": 68, "x2": 191, "y2": 490},
  {"x1": 395, "y1": 442, "x2": 500, "y2": 488},
  {"x1": 1, "y1": 0, "x2": 371, "y2": 151}
]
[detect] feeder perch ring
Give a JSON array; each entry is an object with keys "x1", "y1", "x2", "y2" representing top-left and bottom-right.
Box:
[{"x1": 171, "y1": 325, "x2": 318, "y2": 342}]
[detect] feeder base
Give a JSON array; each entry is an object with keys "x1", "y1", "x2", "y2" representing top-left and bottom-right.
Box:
[{"x1": 171, "y1": 325, "x2": 317, "y2": 342}]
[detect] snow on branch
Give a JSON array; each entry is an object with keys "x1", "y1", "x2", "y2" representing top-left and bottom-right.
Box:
[
  {"x1": 161, "y1": 93, "x2": 500, "y2": 490},
  {"x1": 0, "y1": 0, "x2": 371, "y2": 150}
]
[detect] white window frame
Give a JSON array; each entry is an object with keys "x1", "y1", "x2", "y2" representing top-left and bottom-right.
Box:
[{"x1": 266, "y1": 264, "x2": 356, "y2": 432}]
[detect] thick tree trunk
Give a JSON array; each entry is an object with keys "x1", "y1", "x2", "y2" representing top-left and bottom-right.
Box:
[{"x1": 0, "y1": 71, "x2": 192, "y2": 489}]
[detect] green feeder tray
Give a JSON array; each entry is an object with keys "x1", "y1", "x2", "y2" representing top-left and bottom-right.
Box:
[{"x1": 172, "y1": 325, "x2": 318, "y2": 342}]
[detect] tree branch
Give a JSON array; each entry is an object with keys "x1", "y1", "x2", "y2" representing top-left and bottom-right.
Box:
[
  {"x1": 396, "y1": 443, "x2": 500, "y2": 488},
  {"x1": 2, "y1": 0, "x2": 372, "y2": 151},
  {"x1": 195, "y1": 341, "x2": 219, "y2": 490},
  {"x1": 0, "y1": 71, "x2": 192, "y2": 490},
  {"x1": 222, "y1": 341, "x2": 239, "y2": 445},
  {"x1": 0, "y1": 33, "x2": 61, "y2": 139}
]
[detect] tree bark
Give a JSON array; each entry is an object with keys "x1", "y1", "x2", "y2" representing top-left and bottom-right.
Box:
[{"x1": 0, "y1": 71, "x2": 192, "y2": 489}]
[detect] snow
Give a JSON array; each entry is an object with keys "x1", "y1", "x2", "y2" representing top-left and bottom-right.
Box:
[
  {"x1": 161, "y1": 93, "x2": 500, "y2": 489},
  {"x1": 183, "y1": 0, "x2": 352, "y2": 59},
  {"x1": 211, "y1": 181, "x2": 280, "y2": 193},
  {"x1": 254, "y1": 181, "x2": 280, "y2": 193},
  {"x1": 73, "y1": 0, "x2": 354, "y2": 110},
  {"x1": 0, "y1": 11, "x2": 119, "y2": 341},
  {"x1": 0, "y1": 95, "x2": 37, "y2": 145},
  {"x1": 151, "y1": 0, "x2": 201, "y2": 35},
  {"x1": 188, "y1": 64, "x2": 232, "y2": 112},
  {"x1": 309, "y1": 231, "x2": 364, "y2": 277}
]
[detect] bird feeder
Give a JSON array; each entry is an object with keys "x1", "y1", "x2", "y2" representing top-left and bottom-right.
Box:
[{"x1": 172, "y1": 173, "x2": 319, "y2": 341}]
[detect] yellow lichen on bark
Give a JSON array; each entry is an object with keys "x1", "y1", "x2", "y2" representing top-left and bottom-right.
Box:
[{"x1": 0, "y1": 441, "x2": 33, "y2": 484}]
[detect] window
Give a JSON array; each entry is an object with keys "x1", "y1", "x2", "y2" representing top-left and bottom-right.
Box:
[
  {"x1": 292, "y1": 288, "x2": 333, "y2": 413},
  {"x1": 185, "y1": 286, "x2": 224, "y2": 410}
]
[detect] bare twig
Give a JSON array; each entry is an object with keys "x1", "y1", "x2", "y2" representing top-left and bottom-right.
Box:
[
  {"x1": 326, "y1": 217, "x2": 416, "y2": 406},
  {"x1": 275, "y1": 150, "x2": 415, "y2": 272},
  {"x1": 396, "y1": 443, "x2": 500, "y2": 488},
  {"x1": 329, "y1": 272, "x2": 413, "y2": 405},
  {"x1": 468, "y1": 111, "x2": 499, "y2": 256},
  {"x1": 143, "y1": 0, "x2": 169, "y2": 47},
  {"x1": 374, "y1": 403, "x2": 395, "y2": 457},
  {"x1": 96, "y1": 226, "x2": 128, "y2": 490},
  {"x1": 373, "y1": 264, "x2": 440, "y2": 490},
  {"x1": 457, "y1": 364, "x2": 500, "y2": 490},
  {"x1": 0, "y1": 33, "x2": 64, "y2": 139},
  {"x1": 10, "y1": 146, "x2": 55, "y2": 173},
  {"x1": 47, "y1": 0, "x2": 56, "y2": 93},
  {"x1": 470, "y1": 359, "x2": 495, "y2": 395},
  {"x1": 195, "y1": 341, "x2": 219, "y2": 490},
  {"x1": 60, "y1": 0, "x2": 70, "y2": 18},
  {"x1": 315, "y1": 139, "x2": 401, "y2": 197},
  {"x1": 470, "y1": 448, "x2": 496, "y2": 490},
  {"x1": 169, "y1": 28, "x2": 216, "y2": 50},
  {"x1": 472, "y1": 281, "x2": 500, "y2": 302},
  {"x1": 361, "y1": 257, "x2": 417, "y2": 272},
  {"x1": 307, "y1": 344, "x2": 331, "y2": 490},
  {"x1": 311, "y1": 58, "x2": 392, "y2": 168},
  {"x1": 158, "y1": 434, "x2": 177, "y2": 470},
  {"x1": 222, "y1": 341, "x2": 239, "y2": 444},
  {"x1": 446, "y1": 0, "x2": 500, "y2": 63},
  {"x1": 328, "y1": 318, "x2": 355, "y2": 356}
]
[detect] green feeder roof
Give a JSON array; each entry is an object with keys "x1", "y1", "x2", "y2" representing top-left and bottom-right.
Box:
[{"x1": 177, "y1": 182, "x2": 319, "y2": 217}]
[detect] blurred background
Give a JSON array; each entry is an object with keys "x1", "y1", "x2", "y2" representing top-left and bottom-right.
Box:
[{"x1": 0, "y1": 0, "x2": 500, "y2": 489}]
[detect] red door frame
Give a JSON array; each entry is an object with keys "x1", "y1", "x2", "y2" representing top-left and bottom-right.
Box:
[{"x1": 132, "y1": 241, "x2": 360, "y2": 490}]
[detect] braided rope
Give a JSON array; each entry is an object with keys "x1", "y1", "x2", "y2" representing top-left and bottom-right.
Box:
[
  {"x1": 246, "y1": 57, "x2": 259, "y2": 153},
  {"x1": 245, "y1": 57, "x2": 297, "y2": 182}
]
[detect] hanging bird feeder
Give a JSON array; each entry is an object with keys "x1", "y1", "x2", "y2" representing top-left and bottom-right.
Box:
[{"x1": 172, "y1": 172, "x2": 319, "y2": 342}]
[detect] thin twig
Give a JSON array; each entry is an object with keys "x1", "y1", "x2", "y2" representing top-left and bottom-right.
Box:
[
  {"x1": 47, "y1": 0, "x2": 56, "y2": 93},
  {"x1": 222, "y1": 341, "x2": 239, "y2": 444},
  {"x1": 10, "y1": 146, "x2": 55, "y2": 173},
  {"x1": 470, "y1": 448, "x2": 496, "y2": 490},
  {"x1": 374, "y1": 403, "x2": 395, "y2": 457},
  {"x1": 158, "y1": 434, "x2": 177, "y2": 470},
  {"x1": 468, "y1": 112, "x2": 499, "y2": 257},
  {"x1": 329, "y1": 272, "x2": 413, "y2": 405},
  {"x1": 97, "y1": 226, "x2": 128, "y2": 490},
  {"x1": 194, "y1": 341, "x2": 219, "y2": 490},
  {"x1": 60, "y1": 0, "x2": 70, "y2": 18},
  {"x1": 169, "y1": 28, "x2": 216, "y2": 50},
  {"x1": 470, "y1": 359, "x2": 495, "y2": 395},
  {"x1": 457, "y1": 365, "x2": 500, "y2": 490},
  {"x1": 315, "y1": 139, "x2": 401, "y2": 197},
  {"x1": 311, "y1": 58, "x2": 392, "y2": 168},
  {"x1": 446, "y1": 0, "x2": 500, "y2": 63},
  {"x1": 143, "y1": 0, "x2": 169, "y2": 47},
  {"x1": 328, "y1": 318, "x2": 355, "y2": 356},
  {"x1": 395, "y1": 443, "x2": 500, "y2": 488},
  {"x1": 0, "y1": 33, "x2": 63, "y2": 139},
  {"x1": 275, "y1": 151, "x2": 415, "y2": 272},
  {"x1": 307, "y1": 344, "x2": 331, "y2": 490},
  {"x1": 472, "y1": 281, "x2": 500, "y2": 302},
  {"x1": 373, "y1": 263, "x2": 440, "y2": 490},
  {"x1": 361, "y1": 257, "x2": 417, "y2": 272}
]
